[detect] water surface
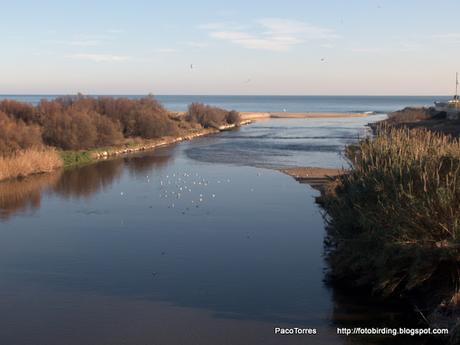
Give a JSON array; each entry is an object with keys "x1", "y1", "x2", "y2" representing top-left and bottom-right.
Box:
[{"x1": 0, "y1": 117, "x2": 432, "y2": 345}]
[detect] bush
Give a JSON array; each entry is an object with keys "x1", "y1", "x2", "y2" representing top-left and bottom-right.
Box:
[
  {"x1": 41, "y1": 108, "x2": 97, "y2": 150},
  {"x1": 323, "y1": 126, "x2": 460, "y2": 301},
  {"x1": 226, "y1": 110, "x2": 241, "y2": 125},
  {"x1": 0, "y1": 100, "x2": 37, "y2": 123},
  {"x1": 96, "y1": 95, "x2": 177, "y2": 138},
  {"x1": 185, "y1": 103, "x2": 240, "y2": 128},
  {"x1": 387, "y1": 107, "x2": 433, "y2": 124},
  {"x1": 0, "y1": 111, "x2": 43, "y2": 156}
]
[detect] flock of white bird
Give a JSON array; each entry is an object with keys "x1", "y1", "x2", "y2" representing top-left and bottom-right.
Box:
[
  {"x1": 118, "y1": 170, "x2": 262, "y2": 215},
  {"x1": 157, "y1": 171, "x2": 234, "y2": 214}
]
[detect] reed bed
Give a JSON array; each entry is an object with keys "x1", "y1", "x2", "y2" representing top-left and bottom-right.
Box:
[
  {"x1": 0, "y1": 148, "x2": 63, "y2": 181},
  {"x1": 323, "y1": 125, "x2": 460, "y2": 302}
]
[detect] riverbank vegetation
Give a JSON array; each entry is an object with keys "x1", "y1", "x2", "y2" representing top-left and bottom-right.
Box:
[
  {"x1": 0, "y1": 95, "x2": 241, "y2": 181},
  {"x1": 322, "y1": 125, "x2": 460, "y2": 342}
]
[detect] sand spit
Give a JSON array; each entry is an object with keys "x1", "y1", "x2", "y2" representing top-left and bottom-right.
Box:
[
  {"x1": 240, "y1": 112, "x2": 368, "y2": 121},
  {"x1": 279, "y1": 166, "x2": 344, "y2": 189}
]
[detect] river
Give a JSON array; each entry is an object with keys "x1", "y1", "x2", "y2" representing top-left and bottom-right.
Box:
[{"x1": 0, "y1": 116, "x2": 429, "y2": 345}]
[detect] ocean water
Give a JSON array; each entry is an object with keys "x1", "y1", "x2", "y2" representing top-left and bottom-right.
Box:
[{"x1": 0, "y1": 94, "x2": 448, "y2": 113}]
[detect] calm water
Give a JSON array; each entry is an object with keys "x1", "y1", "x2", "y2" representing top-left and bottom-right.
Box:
[
  {"x1": 0, "y1": 94, "x2": 448, "y2": 113},
  {"x1": 0, "y1": 117, "x2": 439, "y2": 344}
]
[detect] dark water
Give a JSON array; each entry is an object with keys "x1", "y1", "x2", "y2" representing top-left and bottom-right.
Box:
[
  {"x1": 0, "y1": 94, "x2": 448, "y2": 113},
  {"x1": 0, "y1": 118, "x2": 440, "y2": 344}
]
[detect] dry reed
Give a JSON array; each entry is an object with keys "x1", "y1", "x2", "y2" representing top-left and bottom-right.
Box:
[
  {"x1": 0, "y1": 148, "x2": 63, "y2": 181},
  {"x1": 323, "y1": 125, "x2": 460, "y2": 300}
]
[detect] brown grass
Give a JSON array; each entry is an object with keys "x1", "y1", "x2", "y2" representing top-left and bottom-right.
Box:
[{"x1": 0, "y1": 148, "x2": 63, "y2": 181}]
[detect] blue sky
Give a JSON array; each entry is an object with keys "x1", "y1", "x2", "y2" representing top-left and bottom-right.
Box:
[{"x1": 1, "y1": 0, "x2": 460, "y2": 95}]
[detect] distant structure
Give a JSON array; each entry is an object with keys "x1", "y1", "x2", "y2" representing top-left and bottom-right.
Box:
[{"x1": 434, "y1": 72, "x2": 460, "y2": 120}]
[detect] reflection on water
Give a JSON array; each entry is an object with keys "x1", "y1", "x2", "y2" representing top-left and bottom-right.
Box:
[
  {"x1": 0, "y1": 118, "x2": 439, "y2": 345},
  {"x1": 54, "y1": 159, "x2": 125, "y2": 199},
  {"x1": 0, "y1": 148, "x2": 175, "y2": 219},
  {"x1": 0, "y1": 172, "x2": 61, "y2": 220}
]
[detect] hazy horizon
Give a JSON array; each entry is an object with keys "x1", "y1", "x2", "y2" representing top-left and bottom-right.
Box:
[
  {"x1": 0, "y1": 91, "x2": 452, "y2": 97},
  {"x1": 2, "y1": 0, "x2": 460, "y2": 95}
]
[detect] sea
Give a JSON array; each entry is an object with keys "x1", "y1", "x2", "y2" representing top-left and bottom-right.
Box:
[{"x1": 0, "y1": 94, "x2": 448, "y2": 113}]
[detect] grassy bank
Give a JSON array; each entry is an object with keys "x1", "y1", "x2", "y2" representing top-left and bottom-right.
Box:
[
  {"x1": 58, "y1": 126, "x2": 222, "y2": 169},
  {"x1": 321, "y1": 125, "x2": 460, "y2": 342}
]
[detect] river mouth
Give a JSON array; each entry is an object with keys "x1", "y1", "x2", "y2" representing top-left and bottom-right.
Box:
[
  {"x1": 0, "y1": 117, "x2": 431, "y2": 345},
  {"x1": 185, "y1": 117, "x2": 387, "y2": 169}
]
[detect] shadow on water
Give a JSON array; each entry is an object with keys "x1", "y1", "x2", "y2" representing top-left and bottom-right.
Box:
[{"x1": 328, "y1": 286, "x2": 445, "y2": 345}]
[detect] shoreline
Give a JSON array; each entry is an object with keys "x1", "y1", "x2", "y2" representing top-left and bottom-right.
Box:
[
  {"x1": 0, "y1": 111, "x2": 367, "y2": 183},
  {"x1": 0, "y1": 122, "x2": 251, "y2": 183}
]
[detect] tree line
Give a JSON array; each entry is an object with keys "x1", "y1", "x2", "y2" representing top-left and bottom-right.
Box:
[{"x1": 0, "y1": 95, "x2": 241, "y2": 156}]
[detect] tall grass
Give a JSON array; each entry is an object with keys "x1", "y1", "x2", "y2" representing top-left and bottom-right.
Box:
[
  {"x1": 323, "y1": 126, "x2": 460, "y2": 302},
  {"x1": 0, "y1": 148, "x2": 63, "y2": 181}
]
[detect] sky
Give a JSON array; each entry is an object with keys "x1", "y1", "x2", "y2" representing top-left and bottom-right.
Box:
[{"x1": 1, "y1": 0, "x2": 460, "y2": 95}]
